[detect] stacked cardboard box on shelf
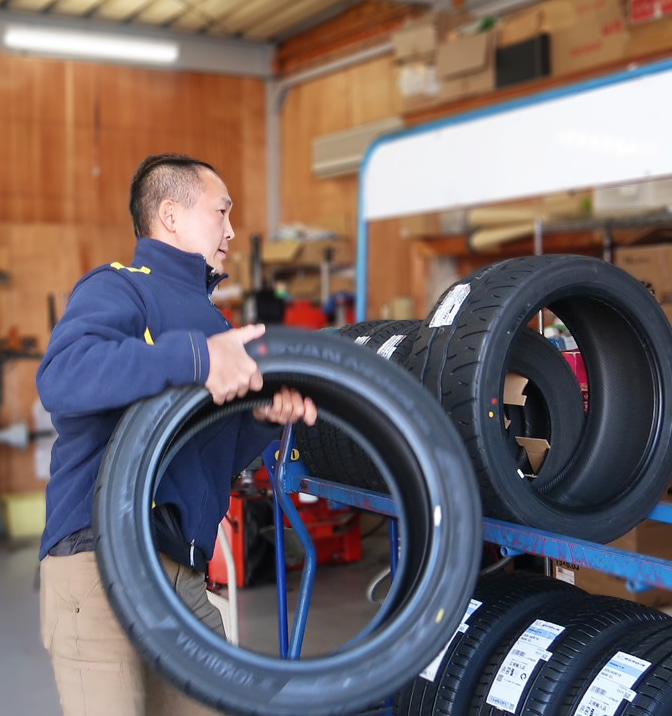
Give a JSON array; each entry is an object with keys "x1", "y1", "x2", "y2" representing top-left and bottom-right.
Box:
[
  {"x1": 436, "y1": 30, "x2": 496, "y2": 102},
  {"x1": 392, "y1": 11, "x2": 472, "y2": 111},
  {"x1": 262, "y1": 238, "x2": 354, "y2": 300},
  {"x1": 552, "y1": 0, "x2": 629, "y2": 75},
  {"x1": 625, "y1": 0, "x2": 672, "y2": 54},
  {"x1": 553, "y1": 519, "x2": 672, "y2": 607},
  {"x1": 614, "y1": 243, "x2": 672, "y2": 325},
  {"x1": 390, "y1": 0, "x2": 672, "y2": 110}
]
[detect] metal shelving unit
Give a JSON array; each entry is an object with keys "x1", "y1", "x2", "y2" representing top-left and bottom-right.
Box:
[{"x1": 263, "y1": 431, "x2": 672, "y2": 661}]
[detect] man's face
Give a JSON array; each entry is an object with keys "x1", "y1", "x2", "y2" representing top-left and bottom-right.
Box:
[{"x1": 174, "y1": 169, "x2": 234, "y2": 273}]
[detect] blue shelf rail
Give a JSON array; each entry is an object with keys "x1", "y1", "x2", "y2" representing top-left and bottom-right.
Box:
[{"x1": 263, "y1": 434, "x2": 672, "y2": 660}]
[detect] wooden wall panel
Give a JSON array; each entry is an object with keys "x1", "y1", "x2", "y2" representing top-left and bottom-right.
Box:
[
  {"x1": 275, "y1": 0, "x2": 423, "y2": 74},
  {"x1": 280, "y1": 54, "x2": 406, "y2": 317},
  {"x1": 0, "y1": 51, "x2": 267, "y2": 494}
]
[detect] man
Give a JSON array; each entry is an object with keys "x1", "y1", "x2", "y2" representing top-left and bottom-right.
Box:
[{"x1": 37, "y1": 153, "x2": 317, "y2": 715}]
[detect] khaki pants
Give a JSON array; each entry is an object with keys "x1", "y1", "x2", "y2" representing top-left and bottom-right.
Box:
[{"x1": 41, "y1": 551, "x2": 226, "y2": 716}]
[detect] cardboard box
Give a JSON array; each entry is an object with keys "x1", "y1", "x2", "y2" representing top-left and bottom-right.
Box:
[
  {"x1": 263, "y1": 239, "x2": 351, "y2": 268},
  {"x1": 297, "y1": 239, "x2": 352, "y2": 267},
  {"x1": 393, "y1": 21, "x2": 437, "y2": 63},
  {"x1": 392, "y1": 11, "x2": 468, "y2": 63},
  {"x1": 262, "y1": 240, "x2": 302, "y2": 264},
  {"x1": 628, "y1": 0, "x2": 672, "y2": 24},
  {"x1": 0, "y1": 491, "x2": 46, "y2": 540},
  {"x1": 399, "y1": 209, "x2": 468, "y2": 238},
  {"x1": 593, "y1": 178, "x2": 672, "y2": 216},
  {"x1": 614, "y1": 244, "x2": 672, "y2": 303},
  {"x1": 551, "y1": 0, "x2": 628, "y2": 76},
  {"x1": 498, "y1": 1, "x2": 578, "y2": 46},
  {"x1": 436, "y1": 31, "x2": 496, "y2": 102},
  {"x1": 499, "y1": 7, "x2": 547, "y2": 47},
  {"x1": 553, "y1": 520, "x2": 672, "y2": 607},
  {"x1": 626, "y1": 16, "x2": 672, "y2": 54}
]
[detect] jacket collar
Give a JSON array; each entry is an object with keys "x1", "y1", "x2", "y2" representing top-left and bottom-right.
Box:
[{"x1": 133, "y1": 238, "x2": 228, "y2": 295}]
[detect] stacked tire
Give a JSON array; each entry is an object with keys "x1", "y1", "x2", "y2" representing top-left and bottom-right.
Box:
[
  {"x1": 294, "y1": 319, "x2": 421, "y2": 493},
  {"x1": 300, "y1": 255, "x2": 672, "y2": 544},
  {"x1": 404, "y1": 255, "x2": 672, "y2": 543},
  {"x1": 395, "y1": 572, "x2": 672, "y2": 716}
]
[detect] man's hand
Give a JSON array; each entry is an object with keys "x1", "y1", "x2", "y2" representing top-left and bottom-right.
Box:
[
  {"x1": 253, "y1": 387, "x2": 318, "y2": 427},
  {"x1": 205, "y1": 324, "x2": 265, "y2": 405}
]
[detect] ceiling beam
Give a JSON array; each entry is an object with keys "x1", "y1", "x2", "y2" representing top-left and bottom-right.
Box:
[
  {"x1": 0, "y1": 7, "x2": 274, "y2": 75},
  {"x1": 246, "y1": 0, "x2": 347, "y2": 40}
]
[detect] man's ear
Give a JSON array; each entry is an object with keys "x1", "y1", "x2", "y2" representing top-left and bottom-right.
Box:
[{"x1": 157, "y1": 198, "x2": 177, "y2": 233}]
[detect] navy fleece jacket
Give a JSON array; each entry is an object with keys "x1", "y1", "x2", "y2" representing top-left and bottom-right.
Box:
[{"x1": 37, "y1": 238, "x2": 277, "y2": 560}]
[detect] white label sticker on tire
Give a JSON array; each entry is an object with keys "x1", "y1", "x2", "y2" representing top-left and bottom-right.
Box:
[
  {"x1": 377, "y1": 334, "x2": 405, "y2": 360},
  {"x1": 355, "y1": 335, "x2": 371, "y2": 345},
  {"x1": 420, "y1": 599, "x2": 482, "y2": 682},
  {"x1": 572, "y1": 651, "x2": 651, "y2": 716},
  {"x1": 429, "y1": 283, "x2": 471, "y2": 327},
  {"x1": 486, "y1": 619, "x2": 565, "y2": 713}
]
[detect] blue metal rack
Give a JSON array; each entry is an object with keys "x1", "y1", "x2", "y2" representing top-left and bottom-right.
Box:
[{"x1": 263, "y1": 432, "x2": 672, "y2": 660}]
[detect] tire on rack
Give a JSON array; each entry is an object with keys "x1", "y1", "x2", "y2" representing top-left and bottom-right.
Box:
[
  {"x1": 395, "y1": 572, "x2": 585, "y2": 716},
  {"x1": 294, "y1": 319, "x2": 421, "y2": 493},
  {"x1": 93, "y1": 326, "x2": 482, "y2": 716},
  {"x1": 559, "y1": 620, "x2": 672, "y2": 716},
  {"x1": 405, "y1": 255, "x2": 672, "y2": 543},
  {"x1": 471, "y1": 594, "x2": 670, "y2": 716},
  {"x1": 498, "y1": 328, "x2": 585, "y2": 480}
]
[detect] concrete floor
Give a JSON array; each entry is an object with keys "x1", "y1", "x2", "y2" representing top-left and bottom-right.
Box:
[{"x1": 0, "y1": 529, "x2": 391, "y2": 716}]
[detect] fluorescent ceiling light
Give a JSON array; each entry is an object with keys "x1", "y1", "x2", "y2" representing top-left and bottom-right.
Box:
[{"x1": 3, "y1": 25, "x2": 179, "y2": 65}]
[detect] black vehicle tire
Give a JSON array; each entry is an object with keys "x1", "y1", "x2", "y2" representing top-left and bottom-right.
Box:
[
  {"x1": 395, "y1": 572, "x2": 585, "y2": 716},
  {"x1": 559, "y1": 621, "x2": 672, "y2": 716},
  {"x1": 622, "y1": 650, "x2": 672, "y2": 716},
  {"x1": 405, "y1": 255, "x2": 672, "y2": 543},
  {"x1": 94, "y1": 326, "x2": 482, "y2": 716},
  {"x1": 295, "y1": 320, "x2": 421, "y2": 493},
  {"x1": 471, "y1": 595, "x2": 669, "y2": 716},
  {"x1": 498, "y1": 329, "x2": 584, "y2": 480},
  {"x1": 517, "y1": 599, "x2": 669, "y2": 716}
]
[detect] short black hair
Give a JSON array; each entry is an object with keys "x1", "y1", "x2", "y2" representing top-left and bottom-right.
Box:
[{"x1": 129, "y1": 153, "x2": 217, "y2": 238}]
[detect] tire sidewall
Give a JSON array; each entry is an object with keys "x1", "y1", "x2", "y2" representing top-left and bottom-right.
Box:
[
  {"x1": 95, "y1": 327, "x2": 482, "y2": 716},
  {"x1": 471, "y1": 257, "x2": 672, "y2": 536}
]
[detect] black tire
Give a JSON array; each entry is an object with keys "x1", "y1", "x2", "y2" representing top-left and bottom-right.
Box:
[
  {"x1": 471, "y1": 595, "x2": 669, "y2": 716},
  {"x1": 559, "y1": 621, "x2": 672, "y2": 716},
  {"x1": 94, "y1": 326, "x2": 482, "y2": 716},
  {"x1": 622, "y1": 648, "x2": 672, "y2": 716},
  {"x1": 336, "y1": 320, "x2": 388, "y2": 342},
  {"x1": 499, "y1": 329, "x2": 584, "y2": 481},
  {"x1": 515, "y1": 599, "x2": 669, "y2": 716},
  {"x1": 295, "y1": 320, "x2": 421, "y2": 493},
  {"x1": 406, "y1": 255, "x2": 672, "y2": 543},
  {"x1": 395, "y1": 572, "x2": 585, "y2": 716}
]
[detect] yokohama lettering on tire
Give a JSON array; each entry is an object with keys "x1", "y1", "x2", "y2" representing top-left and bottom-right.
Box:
[{"x1": 94, "y1": 326, "x2": 482, "y2": 716}]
